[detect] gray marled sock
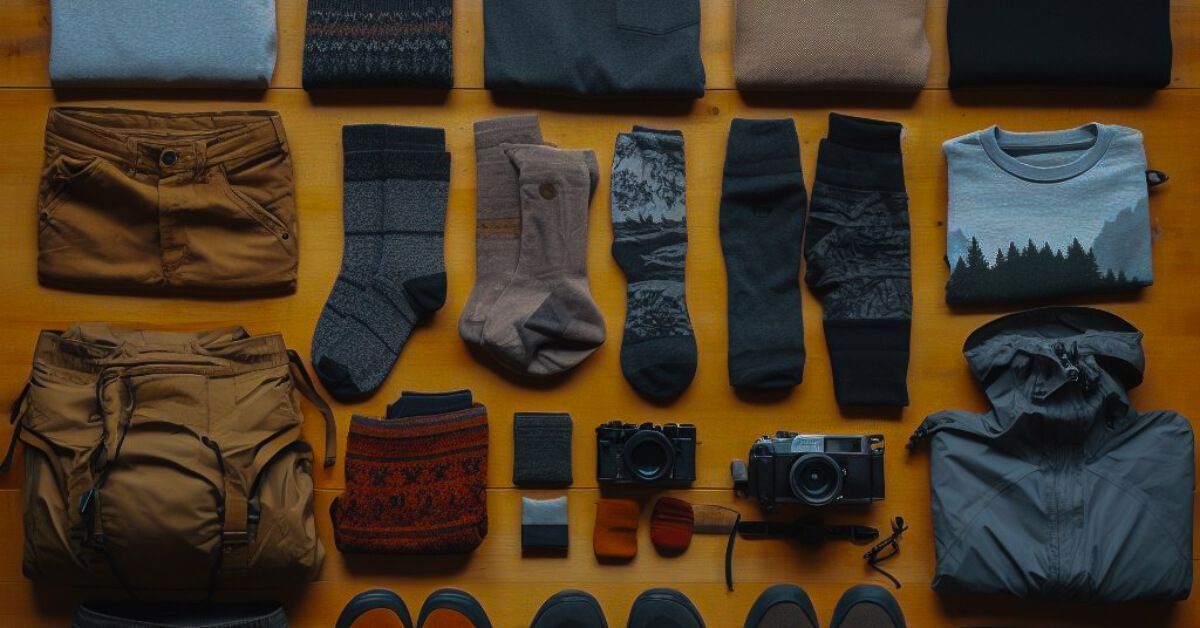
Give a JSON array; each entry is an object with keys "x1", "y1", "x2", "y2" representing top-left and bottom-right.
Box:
[{"x1": 314, "y1": 125, "x2": 450, "y2": 401}]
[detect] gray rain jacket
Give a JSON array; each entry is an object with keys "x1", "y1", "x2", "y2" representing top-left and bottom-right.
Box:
[{"x1": 911, "y1": 307, "x2": 1194, "y2": 601}]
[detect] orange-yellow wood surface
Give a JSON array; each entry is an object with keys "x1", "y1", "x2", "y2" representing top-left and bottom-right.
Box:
[{"x1": 0, "y1": 1, "x2": 1198, "y2": 627}]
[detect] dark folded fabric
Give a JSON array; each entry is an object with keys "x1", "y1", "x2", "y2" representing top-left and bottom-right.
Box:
[
  {"x1": 948, "y1": 0, "x2": 1172, "y2": 88},
  {"x1": 387, "y1": 389, "x2": 473, "y2": 419},
  {"x1": 484, "y1": 0, "x2": 705, "y2": 98},
  {"x1": 513, "y1": 412, "x2": 574, "y2": 486},
  {"x1": 303, "y1": 0, "x2": 454, "y2": 89}
]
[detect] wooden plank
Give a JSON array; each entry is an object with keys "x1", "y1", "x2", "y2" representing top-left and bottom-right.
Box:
[{"x1": 0, "y1": 0, "x2": 1198, "y2": 90}]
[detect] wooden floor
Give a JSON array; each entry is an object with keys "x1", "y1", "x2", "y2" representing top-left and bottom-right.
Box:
[{"x1": 1, "y1": 1, "x2": 1198, "y2": 626}]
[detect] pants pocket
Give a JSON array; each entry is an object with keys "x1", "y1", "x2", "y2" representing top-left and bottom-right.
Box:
[{"x1": 615, "y1": 0, "x2": 699, "y2": 36}]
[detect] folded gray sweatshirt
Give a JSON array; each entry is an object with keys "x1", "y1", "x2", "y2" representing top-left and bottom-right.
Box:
[{"x1": 50, "y1": 0, "x2": 278, "y2": 88}]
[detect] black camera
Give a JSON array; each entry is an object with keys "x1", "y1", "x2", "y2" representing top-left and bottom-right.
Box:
[
  {"x1": 733, "y1": 432, "x2": 884, "y2": 509},
  {"x1": 596, "y1": 421, "x2": 697, "y2": 485}
]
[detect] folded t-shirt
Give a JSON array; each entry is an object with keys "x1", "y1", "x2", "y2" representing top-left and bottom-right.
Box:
[
  {"x1": 948, "y1": 0, "x2": 1172, "y2": 88},
  {"x1": 50, "y1": 0, "x2": 277, "y2": 88},
  {"x1": 944, "y1": 123, "x2": 1155, "y2": 306},
  {"x1": 735, "y1": 0, "x2": 930, "y2": 91}
]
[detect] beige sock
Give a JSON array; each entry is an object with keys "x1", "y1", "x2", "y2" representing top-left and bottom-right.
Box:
[
  {"x1": 479, "y1": 143, "x2": 606, "y2": 376},
  {"x1": 459, "y1": 115, "x2": 545, "y2": 349}
]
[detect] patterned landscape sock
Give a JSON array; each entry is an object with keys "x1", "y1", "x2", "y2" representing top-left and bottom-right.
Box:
[
  {"x1": 480, "y1": 144, "x2": 606, "y2": 376},
  {"x1": 459, "y1": 115, "x2": 544, "y2": 349},
  {"x1": 719, "y1": 118, "x2": 808, "y2": 389},
  {"x1": 302, "y1": 0, "x2": 454, "y2": 89},
  {"x1": 805, "y1": 113, "x2": 911, "y2": 406},
  {"x1": 610, "y1": 127, "x2": 698, "y2": 399},
  {"x1": 314, "y1": 125, "x2": 450, "y2": 401}
]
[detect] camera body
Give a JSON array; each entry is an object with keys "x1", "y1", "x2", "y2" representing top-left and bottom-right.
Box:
[
  {"x1": 596, "y1": 421, "x2": 697, "y2": 486},
  {"x1": 736, "y1": 432, "x2": 884, "y2": 509}
]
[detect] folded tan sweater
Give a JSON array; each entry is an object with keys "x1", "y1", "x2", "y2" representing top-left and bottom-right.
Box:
[{"x1": 735, "y1": 0, "x2": 931, "y2": 91}]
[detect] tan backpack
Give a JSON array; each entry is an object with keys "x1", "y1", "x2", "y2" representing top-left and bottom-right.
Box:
[{"x1": 1, "y1": 325, "x2": 336, "y2": 595}]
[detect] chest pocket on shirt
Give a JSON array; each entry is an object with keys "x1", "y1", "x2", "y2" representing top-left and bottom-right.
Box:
[{"x1": 615, "y1": 0, "x2": 700, "y2": 36}]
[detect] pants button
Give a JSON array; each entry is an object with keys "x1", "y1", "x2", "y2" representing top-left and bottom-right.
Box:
[{"x1": 160, "y1": 150, "x2": 179, "y2": 166}]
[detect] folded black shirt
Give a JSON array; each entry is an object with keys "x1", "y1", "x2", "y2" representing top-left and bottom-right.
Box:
[
  {"x1": 948, "y1": 0, "x2": 1172, "y2": 88},
  {"x1": 484, "y1": 0, "x2": 706, "y2": 98}
]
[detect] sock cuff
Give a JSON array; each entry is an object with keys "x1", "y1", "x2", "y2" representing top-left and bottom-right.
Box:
[
  {"x1": 345, "y1": 150, "x2": 451, "y2": 182},
  {"x1": 475, "y1": 114, "x2": 542, "y2": 150},
  {"x1": 622, "y1": 126, "x2": 685, "y2": 155},
  {"x1": 824, "y1": 320, "x2": 911, "y2": 407},
  {"x1": 827, "y1": 113, "x2": 903, "y2": 154},
  {"x1": 726, "y1": 118, "x2": 799, "y2": 164},
  {"x1": 344, "y1": 124, "x2": 446, "y2": 152}
]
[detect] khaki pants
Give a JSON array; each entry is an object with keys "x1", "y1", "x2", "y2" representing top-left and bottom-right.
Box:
[
  {"x1": 38, "y1": 107, "x2": 299, "y2": 296},
  {"x1": 6, "y1": 325, "x2": 335, "y2": 592}
]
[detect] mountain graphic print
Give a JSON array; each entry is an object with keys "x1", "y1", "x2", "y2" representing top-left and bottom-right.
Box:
[
  {"x1": 943, "y1": 123, "x2": 1155, "y2": 306},
  {"x1": 947, "y1": 198, "x2": 1153, "y2": 305}
]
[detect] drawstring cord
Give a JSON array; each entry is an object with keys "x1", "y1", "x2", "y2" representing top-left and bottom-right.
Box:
[{"x1": 864, "y1": 517, "x2": 908, "y2": 589}]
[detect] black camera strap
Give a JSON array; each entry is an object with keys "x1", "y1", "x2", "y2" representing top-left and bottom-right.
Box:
[{"x1": 737, "y1": 520, "x2": 880, "y2": 544}]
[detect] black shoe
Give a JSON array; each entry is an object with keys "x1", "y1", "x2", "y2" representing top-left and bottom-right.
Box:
[
  {"x1": 417, "y1": 589, "x2": 492, "y2": 628},
  {"x1": 626, "y1": 588, "x2": 705, "y2": 628},
  {"x1": 531, "y1": 590, "x2": 609, "y2": 628},
  {"x1": 829, "y1": 585, "x2": 905, "y2": 628},
  {"x1": 744, "y1": 584, "x2": 819, "y2": 628},
  {"x1": 336, "y1": 589, "x2": 413, "y2": 628}
]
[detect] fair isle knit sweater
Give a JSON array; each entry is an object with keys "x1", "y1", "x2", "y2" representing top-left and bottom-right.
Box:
[{"x1": 303, "y1": 0, "x2": 453, "y2": 89}]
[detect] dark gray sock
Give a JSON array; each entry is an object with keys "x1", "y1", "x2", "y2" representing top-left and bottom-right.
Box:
[
  {"x1": 314, "y1": 125, "x2": 451, "y2": 401},
  {"x1": 513, "y1": 413, "x2": 573, "y2": 486},
  {"x1": 311, "y1": 126, "x2": 390, "y2": 376},
  {"x1": 611, "y1": 127, "x2": 698, "y2": 400},
  {"x1": 719, "y1": 118, "x2": 807, "y2": 390}
]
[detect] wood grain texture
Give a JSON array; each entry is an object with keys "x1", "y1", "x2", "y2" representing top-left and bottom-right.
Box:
[{"x1": 0, "y1": 2, "x2": 1198, "y2": 627}]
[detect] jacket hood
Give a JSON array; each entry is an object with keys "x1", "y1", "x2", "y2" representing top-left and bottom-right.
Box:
[{"x1": 962, "y1": 307, "x2": 1145, "y2": 427}]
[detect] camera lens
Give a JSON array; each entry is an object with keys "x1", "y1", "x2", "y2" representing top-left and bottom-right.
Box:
[
  {"x1": 623, "y1": 431, "x2": 675, "y2": 482},
  {"x1": 788, "y1": 454, "x2": 843, "y2": 506}
]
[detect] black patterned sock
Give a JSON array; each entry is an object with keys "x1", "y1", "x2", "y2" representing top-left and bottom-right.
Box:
[
  {"x1": 805, "y1": 113, "x2": 912, "y2": 406},
  {"x1": 610, "y1": 127, "x2": 698, "y2": 399},
  {"x1": 303, "y1": 0, "x2": 454, "y2": 89},
  {"x1": 719, "y1": 119, "x2": 807, "y2": 390}
]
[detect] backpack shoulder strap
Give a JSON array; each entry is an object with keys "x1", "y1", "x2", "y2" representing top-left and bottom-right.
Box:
[
  {"x1": 286, "y1": 350, "x2": 337, "y2": 468},
  {"x1": 0, "y1": 382, "x2": 30, "y2": 473}
]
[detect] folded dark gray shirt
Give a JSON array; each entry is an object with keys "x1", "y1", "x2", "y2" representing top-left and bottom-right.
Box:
[{"x1": 484, "y1": 0, "x2": 706, "y2": 98}]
